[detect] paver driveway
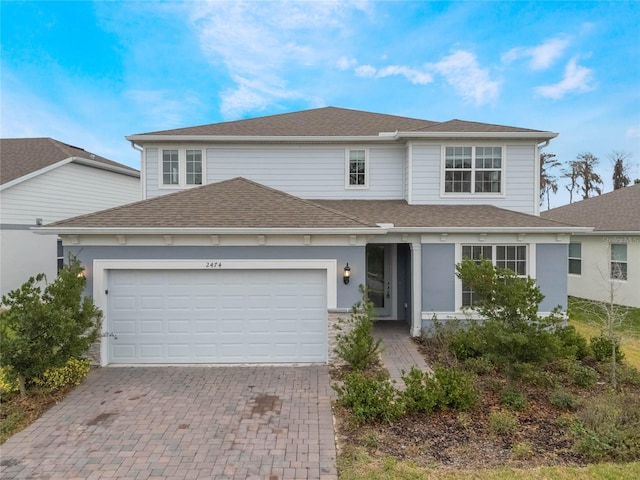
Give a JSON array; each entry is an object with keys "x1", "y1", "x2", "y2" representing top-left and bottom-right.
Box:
[{"x1": 0, "y1": 366, "x2": 337, "y2": 480}]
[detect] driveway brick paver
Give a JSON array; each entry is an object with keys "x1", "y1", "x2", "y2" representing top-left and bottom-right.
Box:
[{"x1": 0, "y1": 366, "x2": 337, "y2": 480}]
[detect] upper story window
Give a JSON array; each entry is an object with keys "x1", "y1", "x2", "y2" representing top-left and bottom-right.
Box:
[
  {"x1": 611, "y1": 243, "x2": 627, "y2": 280},
  {"x1": 346, "y1": 148, "x2": 368, "y2": 189},
  {"x1": 568, "y1": 242, "x2": 582, "y2": 275},
  {"x1": 161, "y1": 148, "x2": 204, "y2": 188},
  {"x1": 444, "y1": 146, "x2": 503, "y2": 195}
]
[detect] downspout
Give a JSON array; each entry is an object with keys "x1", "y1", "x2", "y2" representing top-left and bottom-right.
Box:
[{"x1": 130, "y1": 141, "x2": 145, "y2": 200}]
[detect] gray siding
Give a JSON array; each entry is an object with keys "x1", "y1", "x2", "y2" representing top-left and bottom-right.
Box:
[
  {"x1": 536, "y1": 243, "x2": 568, "y2": 312},
  {"x1": 409, "y1": 144, "x2": 537, "y2": 214},
  {"x1": 421, "y1": 243, "x2": 456, "y2": 312},
  {"x1": 145, "y1": 148, "x2": 159, "y2": 197},
  {"x1": 144, "y1": 144, "x2": 405, "y2": 200},
  {"x1": 411, "y1": 144, "x2": 441, "y2": 204},
  {"x1": 68, "y1": 245, "x2": 365, "y2": 309}
]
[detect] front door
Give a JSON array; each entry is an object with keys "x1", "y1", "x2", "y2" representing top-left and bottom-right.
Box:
[{"x1": 366, "y1": 244, "x2": 391, "y2": 317}]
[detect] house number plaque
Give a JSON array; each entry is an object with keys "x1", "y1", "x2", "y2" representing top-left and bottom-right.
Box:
[{"x1": 204, "y1": 261, "x2": 223, "y2": 269}]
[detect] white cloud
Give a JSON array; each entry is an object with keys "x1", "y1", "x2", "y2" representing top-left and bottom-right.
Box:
[
  {"x1": 337, "y1": 56, "x2": 358, "y2": 70},
  {"x1": 185, "y1": 1, "x2": 369, "y2": 118},
  {"x1": 626, "y1": 125, "x2": 640, "y2": 138},
  {"x1": 429, "y1": 51, "x2": 501, "y2": 105},
  {"x1": 354, "y1": 64, "x2": 432, "y2": 85},
  {"x1": 502, "y1": 36, "x2": 571, "y2": 70},
  {"x1": 535, "y1": 57, "x2": 595, "y2": 99}
]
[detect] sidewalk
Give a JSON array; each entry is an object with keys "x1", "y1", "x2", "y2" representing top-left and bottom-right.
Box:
[{"x1": 374, "y1": 321, "x2": 432, "y2": 389}]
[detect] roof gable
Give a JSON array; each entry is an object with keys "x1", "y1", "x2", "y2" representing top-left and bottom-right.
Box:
[
  {"x1": 0, "y1": 137, "x2": 138, "y2": 185},
  {"x1": 48, "y1": 177, "x2": 376, "y2": 229},
  {"x1": 541, "y1": 184, "x2": 640, "y2": 232}
]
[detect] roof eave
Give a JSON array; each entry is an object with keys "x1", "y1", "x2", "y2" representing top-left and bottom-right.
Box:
[
  {"x1": 389, "y1": 226, "x2": 592, "y2": 234},
  {"x1": 570, "y1": 230, "x2": 640, "y2": 236},
  {"x1": 125, "y1": 134, "x2": 396, "y2": 143},
  {"x1": 33, "y1": 226, "x2": 387, "y2": 236},
  {"x1": 387, "y1": 131, "x2": 559, "y2": 140},
  {"x1": 69, "y1": 157, "x2": 140, "y2": 178}
]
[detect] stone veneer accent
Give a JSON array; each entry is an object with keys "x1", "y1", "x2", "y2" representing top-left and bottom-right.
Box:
[{"x1": 327, "y1": 309, "x2": 351, "y2": 365}]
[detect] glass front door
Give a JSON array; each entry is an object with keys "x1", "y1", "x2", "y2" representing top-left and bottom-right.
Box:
[{"x1": 366, "y1": 244, "x2": 391, "y2": 317}]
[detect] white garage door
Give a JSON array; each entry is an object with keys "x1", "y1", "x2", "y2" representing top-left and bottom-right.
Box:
[{"x1": 107, "y1": 269, "x2": 327, "y2": 364}]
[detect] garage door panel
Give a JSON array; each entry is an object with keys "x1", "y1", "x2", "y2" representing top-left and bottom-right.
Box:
[{"x1": 107, "y1": 269, "x2": 326, "y2": 364}]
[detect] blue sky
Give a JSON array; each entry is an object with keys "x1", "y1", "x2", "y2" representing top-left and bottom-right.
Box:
[{"x1": 2, "y1": 0, "x2": 639, "y2": 208}]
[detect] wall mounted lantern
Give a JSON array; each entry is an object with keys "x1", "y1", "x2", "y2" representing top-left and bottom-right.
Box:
[{"x1": 343, "y1": 263, "x2": 351, "y2": 285}]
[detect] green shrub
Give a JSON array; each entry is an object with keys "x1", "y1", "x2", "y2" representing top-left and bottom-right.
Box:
[
  {"x1": 569, "y1": 362, "x2": 599, "y2": 388},
  {"x1": 0, "y1": 366, "x2": 19, "y2": 394},
  {"x1": 33, "y1": 357, "x2": 91, "y2": 389},
  {"x1": 617, "y1": 364, "x2": 640, "y2": 386},
  {"x1": 448, "y1": 324, "x2": 484, "y2": 361},
  {"x1": 462, "y1": 356, "x2": 496, "y2": 375},
  {"x1": 433, "y1": 365, "x2": 479, "y2": 410},
  {"x1": 333, "y1": 285, "x2": 382, "y2": 370},
  {"x1": 520, "y1": 367, "x2": 558, "y2": 388},
  {"x1": 400, "y1": 367, "x2": 440, "y2": 414},
  {"x1": 511, "y1": 441, "x2": 534, "y2": 459},
  {"x1": 590, "y1": 335, "x2": 625, "y2": 363},
  {"x1": 488, "y1": 410, "x2": 519, "y2": 436},
  {"x1": 400, "y1": 366, "x2": 478, "y2": 413},
  {"x1": 556, "y1": 325, "x2": 590, "y2": 359},
  {"x1": 334, "y1": 371, "x2": 403, "y2": 425},
  {"x1": 550, "y1": 388, "x2": 580, "y2": 410},
  {"x1": 571, "y1": 393, "x2": 640, "y2": 461},
  {"x1": 499, "y1": 387, "x2": 527, "y2": 411}
]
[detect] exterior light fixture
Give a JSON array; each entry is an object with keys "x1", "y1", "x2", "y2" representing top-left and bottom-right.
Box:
[
  {"x1": 77, "y1": 268, "x2": 86, "y2": 279},
  {"x1": 343, "y1": 263, "x2": 351, "y2": 284}
]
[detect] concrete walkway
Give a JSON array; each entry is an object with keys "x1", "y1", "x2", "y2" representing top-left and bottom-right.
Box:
[
  {"x1": 374, "y1": 321, "x2": 432, "y2": 388},
  {"x1": 0, "y1": 366, "x2": 337, "y2": 480}
]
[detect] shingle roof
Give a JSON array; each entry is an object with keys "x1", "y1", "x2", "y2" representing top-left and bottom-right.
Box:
[
  {"x1": 47, "y1": 177, "x2": 377, "y2": 229},
  {"x1": 314, "y1": 200, "x2": 573, "y2": 229},
  {"x1": 46, "y1": 177, "x2": 576, "y2": 231},
  {"x1": 131, "y1": 107, "x2": 547, "y2": 137},
  {"x1": 1, "y1": 138, "x2": 138, "y2": 185},
  {"x1": 541, "y1": 185, "x2": 640, "y2": 232}
]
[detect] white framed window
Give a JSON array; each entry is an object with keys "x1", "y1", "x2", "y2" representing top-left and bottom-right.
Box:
[
  {"x1": 461, "y1": 244, "x2": 528, "y2": 306},
  {"x1": 611, "y1": 243, "x2": 627, "y2": 280},
  {"x1": 160, "y1": 148, "x2": 204, "y2": 188},
  {"x1": 568, "y1": 242, "x2": 582, "y2": 275},
  {"x1": 345, "y1": 148, "x2": 368, "y2": 189},
  {"x1": 443, "y1": 146, "x2": 504, "y2": 195}
]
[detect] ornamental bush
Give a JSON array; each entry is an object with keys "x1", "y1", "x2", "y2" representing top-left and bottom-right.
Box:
[
  {"x1": 333, "y1": 285, "x2": 382, "y2": 370},
  {"x1": 0, "y1": 257, "x2": 102, "y2": 397}
]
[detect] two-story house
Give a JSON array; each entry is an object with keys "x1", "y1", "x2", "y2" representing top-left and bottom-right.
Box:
[
  {"x1": 0, "y1": 138, "x2": 140, "y2": 297},
  {"x1": 38, "y1": 107, "x2": 586, "y2": 366}
]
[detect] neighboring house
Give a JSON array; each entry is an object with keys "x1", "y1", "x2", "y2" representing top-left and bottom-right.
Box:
[
  {"x1": 38, "y1": 107, "x2": 586, "y2": 366},
  {"x1": 542, "y1": 185, "x2": 640, "y2": 308},
  {"x1": 0, "y1": 138, "x2": 140, "y2": 297}
]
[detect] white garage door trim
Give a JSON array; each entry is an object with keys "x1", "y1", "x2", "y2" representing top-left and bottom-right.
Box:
[{"x1": 93, "y1": 258, "x2": 337, "y2": 366}]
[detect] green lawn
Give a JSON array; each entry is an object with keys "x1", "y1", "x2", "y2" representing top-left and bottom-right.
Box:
[
  {"x1": 568, "y1": 296, "x2": 640, "y2": 369},
  {"x1": 338, "y1": 447, "x2": 640, "y2": 480}
]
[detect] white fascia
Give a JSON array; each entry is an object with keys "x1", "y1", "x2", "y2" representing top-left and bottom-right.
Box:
[
  {"x1": 125, "y1": 134, "x2": 394, "y2": 143},
  {"x1": 32, "y1": 227, "x2": 388, "y2": 236},
  {"x1": 387, "y1": 226, "x2": 593, "y2": 234},
  {"x1": 383, "y1": 131, "x2": 559, "y2": 141}
]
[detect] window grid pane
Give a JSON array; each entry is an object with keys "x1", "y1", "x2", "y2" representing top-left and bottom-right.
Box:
[
  {"x1": 568, "y1": 242, "x2": 582, "y2": 275},
  {"x1": 162, "y1": 150, "x2": 179, "y2": 185},
  {"x1": 444, "y1": 147, "x2": 472, "y2": 192},
  {"x1": 186, "y1": 150, "x2": 203, "y2": 185},
  {"x1": 496, "y1": 245, "x2": 527, "y2": 276},
  {"x1": 611, "y1": 244, "x2": 628, "y2": 280},
  {"x1": 349, "y1": 150, "x2": 366, "y2": 186}
]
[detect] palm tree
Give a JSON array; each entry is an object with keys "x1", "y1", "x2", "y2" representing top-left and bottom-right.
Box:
[{"x1": 540, "y1": 152, "x2": 561, "y2": 210}]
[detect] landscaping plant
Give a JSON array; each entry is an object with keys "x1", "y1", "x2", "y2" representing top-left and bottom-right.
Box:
[
  {"x1": 0, "y1": 257, "x2": 102, "y2": 397},
  {"x1": 333, "y1": 284, "x2": 382, "y2": 370}
]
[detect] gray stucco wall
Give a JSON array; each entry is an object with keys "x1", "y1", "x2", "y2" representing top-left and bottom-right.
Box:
[
  {"x1": 421, "y1": 243, "x2": 456, "y2": 312},
  {"x1": 67, "y1": 245, "x2": 365, "y2": 309},
  {"x1": 536, "y1": 243, "x2": 568, "y2": 312}
]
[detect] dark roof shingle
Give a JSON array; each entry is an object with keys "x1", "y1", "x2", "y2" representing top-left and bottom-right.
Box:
[
  {"x1": 541, "y1": 185, "x2": 640, "y2": 232},
  {"x1": 1, "y1": 138, "x2": 138, "y2": 185},
  {"x1": 131, "y1": 107, "x2": 547, "y2": 137},
  {"x1": 48, "y1": 177, "x2": 377, "y2": 229}
]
